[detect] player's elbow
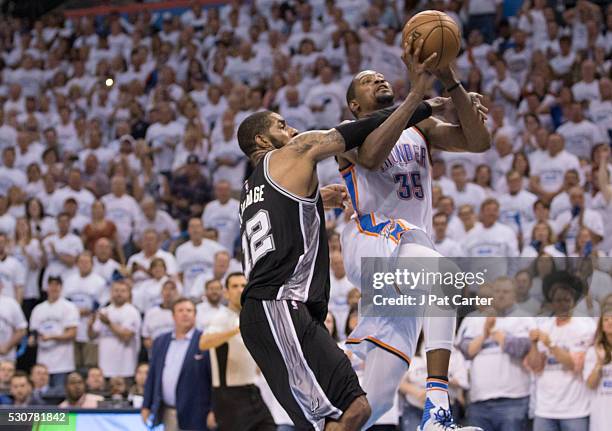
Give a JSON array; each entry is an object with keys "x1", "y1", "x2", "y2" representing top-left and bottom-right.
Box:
[{"x1": 471, "y1": 132, "x2": 491, "y2": 153}]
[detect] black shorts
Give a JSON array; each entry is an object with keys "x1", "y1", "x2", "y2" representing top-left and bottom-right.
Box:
[{"x1": 240, "y1": 298, "x2": 365, "y2": 431}]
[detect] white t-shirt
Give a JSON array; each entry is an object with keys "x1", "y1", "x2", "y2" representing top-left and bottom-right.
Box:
[
  {"x1": 0, "y1": 166, "x2": 27, "y2": 196},
  {"x1": 534, "y1": 317, "x2": 595, "y2": 419},
  {"x1": 557, "y1": 120, "x2": 605, "y2": 160},
  {"x1": 304, "y1": 82, "x2": 345, "y2": 128},
  {"x1": 141, "y1": 305, "x2": 174, "y2": 342},
  {"x1": 434, "y1": 237, "x2": 466, "y2": 257},
  {"x1": 531, "y1": 151, "x2": 581, "y2": 193},
  {"x1": 127, "y1": 250, "x2": 178, "y2": 283},
  {"x1": 145, "y1": 121, "x2": 184, "y2": 173},
  {"x1": 571, "y1": 80, "x2": 600, "y2": 103},
  {"x1": 554, "y1": 208, "x2": 604, "y2": 255},
  {"x1": 133, "y1": 210, "x2": 179, "y2": 243},
  {"x1": 101, "y1": 193, "x2": 142, "y2": 245},
  {"x1": 195, "y1": 302, "x2": 227, "y2": 331},
  {"x1": 30, "y1": 298, "x2": 79, "y2": 374},
  {"x1": 458, "y1": 312, "x2": 536, "y2": 402},
  {"x1": 206, "y1": 306, "x2": 258, "y2": 387},
  {"x1": 448, "y1": 183, "x2": 487, "y2": 214},
  {"x1": 176, "y1": 240, "x2": 226, "y2": 298},
  {"x1": 42, "y1": 233, "x2": 83, "y2": 289},
  {"x1": 92, "y1": 258, "x2": 120, "y2": 303},
  {"x1": 132, "y1": 277, "x2": 167, "y2": 313},
  {"x1": 92, "y1": 302, "x2": 141, "y2": 377},
  {"x1": 201, "y1": 199, "x2": 240, "y2": 252},
  {"x1": 0, "y1": 255, "x2": 26, "y2": 300},
  {"x1": 0, "y1": 296, "x2": 27, "y2": 362},
  {"x1": 498, "y1": 190, "x2": 537, "y2": 234},
  {"x1": 583, "y1": 346, "x2": 612, "y2": 431},
  {"x1": 62, "y1": 271, "x2": 106, "y2": 343},
  {"x1": 588, "y1": 99, "x2": 612, "y2": 137},
  {"x1": 51, "y1": 187, "x2": 96, "y2": 218}
]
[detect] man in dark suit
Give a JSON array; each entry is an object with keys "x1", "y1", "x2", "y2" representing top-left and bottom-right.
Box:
[{"x1": 142, "y1": 298, "x2": 212, "y2": 431}]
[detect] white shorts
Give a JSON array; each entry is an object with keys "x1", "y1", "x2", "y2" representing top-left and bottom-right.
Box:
[{"x1": 340, "y1": 215, "x2": 438, "y2": 365}]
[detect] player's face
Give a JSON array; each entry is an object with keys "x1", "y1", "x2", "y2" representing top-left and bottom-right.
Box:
[
  {"x1": 351, "y1": 71, "x2": 394, "y2": 116},
  {"x1": 265, "y1": 114, "x2": 298, "y2": 148}
]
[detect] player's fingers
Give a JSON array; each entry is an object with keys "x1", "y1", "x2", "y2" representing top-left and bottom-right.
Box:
[
  {"x1": 422, "y1": 52, "x2": 438, "y2": 69},
  {"x1": 413, "y1": 39, "x2": 423, "y2": 63}
]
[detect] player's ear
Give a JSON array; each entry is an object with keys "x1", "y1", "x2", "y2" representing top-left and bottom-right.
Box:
[
  {"x1": 349, "y1": 100, "x2": 360, "y2": 117},
  {"x1": 254, "y1": 133, "x2": 269, "y2": 147}
]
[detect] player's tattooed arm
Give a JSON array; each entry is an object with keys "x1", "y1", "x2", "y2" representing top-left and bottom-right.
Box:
[{"x1": 287, "y1": 129, "x2": 346, "y2": 162}]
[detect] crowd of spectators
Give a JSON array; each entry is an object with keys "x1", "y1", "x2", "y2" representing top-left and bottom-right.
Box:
[{"x1": 0, "y1": 0, "x2": 609, "y2": 429}]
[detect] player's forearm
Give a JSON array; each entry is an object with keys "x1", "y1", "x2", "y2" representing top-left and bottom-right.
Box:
[
  {"x1": 439, "y1": 71, "x2": 490, "y2": 152},
  {"x1": 357, "y1": 93, "x2": 426, "y2": 170},
  {"x1": 199, "y1": 328, "x2": 240, "y2": 350}
]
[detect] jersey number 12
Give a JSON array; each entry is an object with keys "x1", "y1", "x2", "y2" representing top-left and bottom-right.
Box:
[{"x1": 242, "y1": 209, "x2": 275, "y2": 278}]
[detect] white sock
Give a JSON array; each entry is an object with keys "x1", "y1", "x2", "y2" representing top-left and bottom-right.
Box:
[{"x1": 425, "y1": 377, "x2": 450, "y2": 411}]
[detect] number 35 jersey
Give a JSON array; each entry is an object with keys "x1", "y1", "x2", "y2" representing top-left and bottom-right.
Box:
[
  {"x1": 341, "y1": 127, "x2": 432, "y2": 234},
  {"x1": 239, "y1": 151, "x2": 330, "y2": 321}
]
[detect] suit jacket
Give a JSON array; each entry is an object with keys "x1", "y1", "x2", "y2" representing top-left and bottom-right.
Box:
[{"x1": 143, "y1": 328, "x2": 212, "y2": 430}]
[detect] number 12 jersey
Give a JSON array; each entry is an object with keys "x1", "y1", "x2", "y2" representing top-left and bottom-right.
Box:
[{"x1": 239, "y1": 151, "x2": 330, "y2": 321}]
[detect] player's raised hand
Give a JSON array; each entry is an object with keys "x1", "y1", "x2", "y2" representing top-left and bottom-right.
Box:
[
  {"x1": 321, "y1": 184, "x2": 349, "y2": 210},
  {"x1": 402, "y1": 39, "x2": 437, "y2": 96}
]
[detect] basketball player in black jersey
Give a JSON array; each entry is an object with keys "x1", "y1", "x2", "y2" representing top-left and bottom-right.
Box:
[{"x1": 235, "y1": 49, "x2": 442, "y2": 430}]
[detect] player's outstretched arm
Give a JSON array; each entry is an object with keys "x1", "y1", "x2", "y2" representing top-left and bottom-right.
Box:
[
  {"x1": 423, "y1": 66, "x2": 491, "y2": 153},
  {"x1": 356, "y1": 40, "x2": 437, "y2": 170}
]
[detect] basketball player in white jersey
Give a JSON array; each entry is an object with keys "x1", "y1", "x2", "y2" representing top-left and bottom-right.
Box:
[{"x1": 338, "y1": 41, "x2": 490, "y2": 430}]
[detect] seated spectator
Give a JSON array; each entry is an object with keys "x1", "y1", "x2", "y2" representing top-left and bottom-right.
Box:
[
  {"x1": 195, "y1": 279, "x2": 227, "y2": 331},
  {"x1": 142, "y1": 280, "x2": 178, "y2": 351},
  {"x1": 85, "y1": 367, "x2": 106, "y2": 397},
  {"x1": 81, "y1": 200, "x2": 123, "y2": 260},
  {"x1": 133, "y1": 258, "x2": 174, "y2": 313},
  {"x1": 30, "y1": 364, "x2": 50, "y2": 399},
  {"x1": 170, "y1": 155, "x2": 211, "y2": 223},
  {"x1": 99, "y1": 376, "x2": 131, "y2": 408},
  {"x1": 0, "y1": 371, "x2": 45, "y2": 406},
  {"x1": 59, "y1": 372, "x2": 103, "y2": 408},
  {"x1": 127, "y1": 229, "x2": 177, "y2": 284},
  {"x1": 134, "y1": 196, "x2": 179, "y2": 247},
  {"x1": 0, "y1": 360, "x2": 15, "y2": 395},
  {"x1": 128, "y1": 363, "x2": 149, "y2": 408}
]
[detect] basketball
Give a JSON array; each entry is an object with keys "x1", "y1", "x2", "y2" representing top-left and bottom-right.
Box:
[{"x1": 402, "y1": 10, "x2": 461, "y2": 69}]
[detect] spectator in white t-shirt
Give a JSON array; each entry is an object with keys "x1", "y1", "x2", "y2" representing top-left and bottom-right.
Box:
[
  {"x1": 145, "y1": 102, "x2": 184, "y2": 174},
  {"x1": 458, "y1": 277, "x2": 535, "y2": 430},
  {"x1": 557, "y1": 102, "x2": 605, "y2": 161},
  {"x1": 498, "y1": 170, "x2": 537, "y2": 235},
  {"x1": 329, "y1": 251, "x2": 353, "y2": 340},
  {"x1": 195, "y1": 279, "x2": 227, "y2": 331},
  {"x1": 201, "y1": 180, "x2": 239, "y2": 253},
  {"x1": 41, "y1": 212, "x2": 84, "y2": 290},
  {"x1": 29, "y1": 276, "x2": 78, "y2": 388},
  {"x1": 555, "y1": 186, "x2": 604, "y2": 256},
  {"x1": 0, "y1": 294, "x2": 27, "y2": 363},
  {"x1": 101, "y1": 175, "x2": 142, "y2": 247},
  {"x1": 571, "y1": 60, "x2": 600, "y2": 103},
  {"x1": 88, "y1": 280, "x2": 141, "y2": 378},
  {"x1": 135, "y1": 197, "x2": 178, "y2": 245},
  {"x1": 176, "y1": 218, "x2": 226, "y2": 299},
  {"x1": 0, "y1": 232, "x2": 25, "y2": 303},
  {"x1": 526, "y1": 272, "x2": 596, "y2": 431},
  {"x1": 584, "y1": 306, "x2": 612, "y2": 431},
  {"x1": 127, "y1": 228, "x2": 178, "y2": 284},
  {"x1": 62, "y1": 251, "x2": 107, "y2": 370},
  {"x1": 432, "y1": 212, "x2": 465, "y2": 257},
  {"x1": 449, "y1": 164, "x2": 487, "y2": 214},
  {"x1": 142, "y1": 279, "x2": 178, "y2": 351},
  {"x1": 0, "y1": 147, "x2": 27, "y2": 196},
  {"x1": 530, "y1": 133, "x2": 581, "y2": 197}
]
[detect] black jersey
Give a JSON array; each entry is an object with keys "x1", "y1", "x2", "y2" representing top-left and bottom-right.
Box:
[{"x1": 239, "y1": 151, "x2": 330, "y2": 321}]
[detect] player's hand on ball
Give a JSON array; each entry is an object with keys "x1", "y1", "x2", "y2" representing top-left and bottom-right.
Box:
[
  {"x1": 402, "y1": 39, "x2": 437, "y2": 96},
  {"x1": 321, "y1": 184, "x2": 349, "y2": 210}
]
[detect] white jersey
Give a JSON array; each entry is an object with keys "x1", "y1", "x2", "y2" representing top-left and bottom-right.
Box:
[{"x1": 341, "y1": 127, "x2": 432, "y2": 234}]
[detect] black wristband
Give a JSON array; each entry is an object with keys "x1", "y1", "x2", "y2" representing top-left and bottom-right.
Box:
[
  {"x1": 406, "y1": 101, "x2": 432, "y2": 127},
  {"x1": 446, "y1": 81, "x2": 461, "y2": 92},
  {"x1": 334, "y1": 101, "x2": 433, "y2": 151}
]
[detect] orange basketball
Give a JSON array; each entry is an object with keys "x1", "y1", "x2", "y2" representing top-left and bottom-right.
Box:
[{"x1": 402, "y1": 10, "x2": 461, "y2": 70}]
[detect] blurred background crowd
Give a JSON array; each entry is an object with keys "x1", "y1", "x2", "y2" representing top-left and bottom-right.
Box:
[{"x1": 0, "y1": 0, "x2": 610, "y2": 430}]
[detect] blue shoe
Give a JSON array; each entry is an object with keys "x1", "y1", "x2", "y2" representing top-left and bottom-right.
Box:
[{"x1": 417, "y1": 399, "x2": 482, "y2": 431}]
